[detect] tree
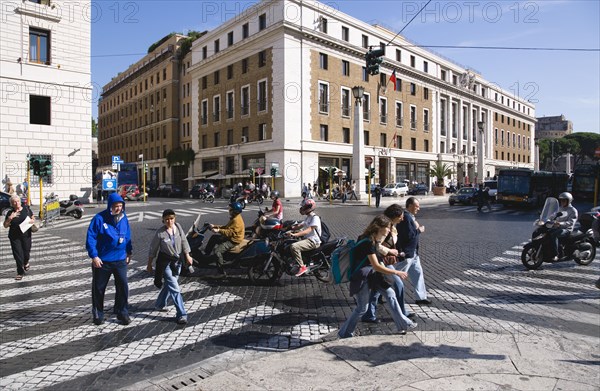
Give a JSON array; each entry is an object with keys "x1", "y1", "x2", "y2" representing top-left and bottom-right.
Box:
[
  {"x1": 564, "y1": 132, "x2": 600, "y2": 165},
  {"x1": 91, "y1": 118, "x2": 98, "y2": 137},
  {"x1": 429, "y1": 162, "x2": 453, "y2": 187}
]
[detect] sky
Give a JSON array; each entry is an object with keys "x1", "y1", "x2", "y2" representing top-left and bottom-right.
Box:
[{"x1": 90, "y1": 0, "x2": 600, "y2": 133}]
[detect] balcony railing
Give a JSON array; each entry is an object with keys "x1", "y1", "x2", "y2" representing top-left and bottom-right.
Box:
[
  {"x1": 241, "y1": 105, "x2": 249, "y2": 116},
  {"x1": 396, "y1": 116, "x2": 403, "y2": 127},
  {"x1": 213, "y1": 111, "x2": 220, "y2": 122},
  {"x1": 363, "y1": 110, "x2": 370, "y2": 121},
  {"x1": 318, "y1": 102, "x2": 329, "y2": 113},
  {"x1": 380, "y1": 113, "x2": 387, "y2": 124},
  {"x1": 424, "y1": 122, "x2": 429, "y2": 132},
  {"x1": 410, "y1": 120, "x2": 417, "y2": 129},
  {"x1": 226, "y1": 109, "x2": 234, "y2": 119},
  {"x1": 341, "y1": 105, "x2": 350, "y2": 117}
]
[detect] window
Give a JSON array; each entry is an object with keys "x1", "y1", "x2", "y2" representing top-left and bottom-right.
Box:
[
  {"x1": 342, "y1": 127, "x2": 350, "y2": 143},
  {"x1": 495, "y1": 128, "x2": 498, "y2": 144},
  {"x1": 214, "y1": 132, "x2": 220, "y2": 147},
  {"x1": 364, "y1": 131, "x2": 370, "y2": 145},
  {"x1": 440, "y1": 100, "x2": 446, "y2": 135},
  {"x1": 227, "y1": 129, "x2": 234, "y2": 145},
  {"x1": 341, "y1": 60, "x2": 350, "y2": 76},
  {"x1": 320, "y1": 124, "x2": 329, "y2": 141},
  {"x1": 395, "y1": 78, "x2": 402, "y2": 92},
  {"x1": 259, "y1": 13, "x2": 267, "y2": 30},
  {"x1": 341, "y1": 88, "x2": 350, "y2": 117},
  {"x1": 242, "y1": 23, "x2": 249, "y2": 38},
  {"x1": 259, "y1": 123, "x2": 267, "y2": 140},
  {"x1": 213, "y1": 96, "x2": 221, "y2": 122},
  {"x1": 227, "y1": 64, "x2": 233, "y2": 79},
  {"x1": 227, "y1": 31, "x2": 234, "y2": 46},
  {"x1": 202, "y1": 76, "x2": 207, "y2": 90},
  {"x1": 201, "y1": 134, "x2": 207, "y2": 149},
  {"x1": 423, "y1": 87, "x2": 429, "y2": 100},
  {"x1": 410, "y1": 106, "x2": 417, "y2": 129},
  {"x1": 362, "y1": 67, "x2": 369, "y2": 82},
  {"x1": 258, "y1": 80, "x2": 267, "y2": 112},
  {"x1": 423, "y1": 109, "x2": 430, "y2": 131},
  {"x1": 410, "y1": 55, "x2": 415, "y2": 67},
  {"x1": 410, "y1": 83, "x2": 416, "y2": 96},
  {"x1": 362, "y1": 34, "x2": 368, "y2": 49},
  {"x1": 241, "y1": 86, "x2": 250, "y2": 116},
  {"x1": 441, "y1": 69, "x2": 446, "y2": 81},
  {"x1": 380, "y1": 133, "x2": 387, "y2": 147},
  {"x1": 411, "y1": 138, "x2": 416, "y2": 151},
  {"x1": 395, "y1": 102, "x2": 403, "y2": 127},
  {"x1": 379, "y1": 98, "x2": 387, "y2": 124},
  {"x1": 424, "y1": 140, "x2": 429, "y2": 152},
  {"x1": 258, "y1": 50, "x2": 266, "y2": 67},
  {"x1": 30, "y1": 95, "x2": 50, "y2": 125},
  {"x1": 242, "y1": 126, "x2": 249, "y2": 142},
  {"x1": 201, "y1": 100, "x2": 208, "y2": 125},
  {"x1": 319, "y1": 53, "x2": 328, "y2": 70},
  {"x1": 396, "y1": 49, "x2": 401, "y2": 62},
  {"x1": 423, "y1": 61, "x2": 428, "y2": 72},
  {"x1": 202, "y1": 46, "x2": 207, "y2": 59},
  {"x1": 214, "y1": 70, "x2": 220, "y2": 85},
  {"x1": 362, "y1": 93, "x2": 370, "y2": 121},
  {"x1": 320, "y1": 17, "x2": 328, "y2": 33},
  {"x1": 29, "y1": 27, "x2": 50, "y2": 64},
  {"x1": 341, "y1": 26, "x2": 349, "y2": 41},
  {"x1": 226, "y1": 91, "x2": 234, "y2": 119},
  {"x1": 318, "y1": 82, "x2": 329, "y2": 113},
  {"x1": 242, "y1": 58, "x2": 248, "y2": 73}
]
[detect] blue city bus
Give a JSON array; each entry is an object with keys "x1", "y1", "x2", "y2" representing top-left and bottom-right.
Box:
[
  {"x1": 497, "y1": 168, "x2": 569, "y2": 207},
  {"x1": 117, "y1": 163, "x2": 139, "y2": 187},
  {"x1": 572, "y1": 164, "x2": 599, "y2": 202}
]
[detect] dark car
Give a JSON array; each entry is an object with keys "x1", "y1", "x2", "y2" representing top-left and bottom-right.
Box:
[
  {"x1": 157, "y1": 184, "x2": 183, "y2": 198},
  {"x1": 0, "y1": 191, "x2": 11, "y2": 216},
  {"x1": 189, "y1": 184, "x2": 204, "y2": 199},
  {"x1": 408, "y1": 184, "x2": 428, "y2": 195},
  {"x1": 449, "y1": 187, "x2": 477, "y2": 205}
]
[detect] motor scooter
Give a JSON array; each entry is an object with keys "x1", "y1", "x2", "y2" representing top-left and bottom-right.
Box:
[
  {"x1": 521, "y1": 197, "x2": 596, "y2": 270},
  {"x1": 58, "y1": 194, "x2": 84, "y2": 219},
  {"x1": 182, "y1": 214, "x2": 270, "y2": 279}
]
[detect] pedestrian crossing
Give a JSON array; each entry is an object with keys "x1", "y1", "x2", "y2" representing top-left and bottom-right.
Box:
[
  {"x1": 0, "y1": 232, "x2": 337, "y2": 389},
  {"x1": 41, "y1": 206, "x2": 229, "y2": 230}
]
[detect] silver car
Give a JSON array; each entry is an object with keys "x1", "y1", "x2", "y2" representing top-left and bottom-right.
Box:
[{"x1": 382, "y1": 183, "x2": 409, "y2": 197}]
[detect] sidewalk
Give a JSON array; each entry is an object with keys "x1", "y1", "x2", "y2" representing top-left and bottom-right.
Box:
[
  {"x1": 284, "y1": 193, "x2": 450, "y2": 208},
  {"x1": 133, "y1": 330, "x2": 599, "y2": 391}
]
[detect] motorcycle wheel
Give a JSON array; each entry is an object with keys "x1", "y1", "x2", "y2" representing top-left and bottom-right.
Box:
[
  {"x1": 313, "y1": 264, "x2": 332, "y2": 283},
  {"x1": 574, "y1": 241, "x2": 596, "y2": 266},
  {"x1": 257, "y1": 196, "x2": 264, "y2": 205},
  {"x1": 207, "y1": 195, "x2": 214, "y2": 203},
  {"x1": 521, "y1": 242, "x2": 543, "y2": 270},
  {"x1": 247, "y1": 255, "x2": 279, "y2": 285},
  {"x1": 73, "y1": 210, "x2": 83, "y2": 219}
]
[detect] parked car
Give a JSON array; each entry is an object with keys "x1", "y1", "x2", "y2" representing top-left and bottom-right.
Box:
[
  {"x1": 157, "y1": 183, "x2": 184, "y2": 198},
  {"x1": 449, "y1": 187, "x2": 477, "y2": 205},
  {"x1": 117, "y1": 184, "x2": 137, "y2": 198},
  {"x1": 0, "y1": 191, "x2": 11, "y2": 216},
  {"x1": 382, "y1": 183, "x2": 409, "y2": 197},
  {"x1": 484, "y1": 180, "x2": 497, "y2": 202},
  {"x1": 408, "y1": 184, "x2": 428, "y2": 195},
  {"x1": 365, "y1": 183, "x2": 378, "y2": 194}
]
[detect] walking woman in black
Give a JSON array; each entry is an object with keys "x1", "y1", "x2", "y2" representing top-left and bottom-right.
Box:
[{"x1": 3, "y1": 195, "x2": 35, "y2": 280}]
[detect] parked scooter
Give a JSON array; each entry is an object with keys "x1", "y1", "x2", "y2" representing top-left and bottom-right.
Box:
[
  {"x1": 247, "y1": 230, "x2": 344, "y2": 284},
  {"x1": 57, "y1": 194, "x2": 84, "y2": 219},
  {"x1": 182, "y1": 214, "x2": 270, "y2": 278},
  {"x1": 521, "y1": 197, "x2": 596, "y2": 270}
]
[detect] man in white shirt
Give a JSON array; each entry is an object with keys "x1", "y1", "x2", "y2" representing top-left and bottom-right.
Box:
[{"x1": 287, "y1": 199, "x2": 321, "y2": 277}]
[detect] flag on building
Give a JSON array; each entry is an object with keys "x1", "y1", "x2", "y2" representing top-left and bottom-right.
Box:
[
  {"x1": 388, "y1": 70, "x2": 397, "y2": 87},
  {"x1": 390, "y1": 131, "x2": 397, "y2": 148}
]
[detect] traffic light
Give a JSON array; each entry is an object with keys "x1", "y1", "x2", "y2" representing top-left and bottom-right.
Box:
[
  {"x1": 144, "y1": 163, "x2": 149, "y2": 173},
  {"x1": 30, "y1": 157, "x2": 41, "y2": 176},
  {"x1": 370, "y1": 168, "x2": 376, "y2": 178},
  {"x1": 39, "y1": 159, "x2": 52, "y2": 179},
  {"x1": 365, "y1": 45, "x2": 385, "y2": 76},
  {"x1": 270, "y1": 167, "x2": 277, "y2": 176},
  {"x1": 327, "y1": 166, "x2": 337, "y2": 178},
  {"x1": 249, "y1": 168, "x2": 255, "y2": 178}
]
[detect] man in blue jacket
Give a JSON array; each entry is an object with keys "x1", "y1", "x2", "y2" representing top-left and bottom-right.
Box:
[
  {"x1": 396, "y1": 197, "x2": 432, "y2": 306},
  {"x1": 86, "y1": 192, "x2": 133, "y2": 325}
]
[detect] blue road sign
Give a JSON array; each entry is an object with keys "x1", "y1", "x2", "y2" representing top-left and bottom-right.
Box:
[{"x1": 102, "y1": 178, "x2": 117, "y2": 191}]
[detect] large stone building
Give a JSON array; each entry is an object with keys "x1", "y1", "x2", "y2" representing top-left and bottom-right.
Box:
[
  {"x1": 536, "y1": 115, "x2": 573, "y2": 140},
  {"x1": 98, "y1": 0, "x2": 536, "y2": 196},
  {"x1": 0, "y1": 0, "x2": 93, "y2": 203}
]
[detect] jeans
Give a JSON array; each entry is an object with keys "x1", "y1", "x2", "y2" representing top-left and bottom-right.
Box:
[
  {"x1": 338, "y1": 281, "x2": 413, "y2": 338},
  {"x1": 155, "y1": 262, "x2": 186, "y2": 319},
  {"x1": 549, "y1": 228, "x2": 569, "y2": 257},
  {"x1": 92, "y1": 260, "x2": 129, "y2": 321},
  {"x1": 362, "y1": 264, "x2": 409, "y2": 320},
  {"x1": 394, "y1": 254, "x2": 428, "y2": 301}
]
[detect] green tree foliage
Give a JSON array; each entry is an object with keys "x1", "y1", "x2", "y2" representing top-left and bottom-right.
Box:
[
  {"x1": 564, "y1": 132, "x2": 600, "y2": 165},
  {"x1": 538, "y1": 133, "x2": 600, "y2": 169},
  {"x1": 147, "y1": 33, "x2": 176, "y2": 53},
  {"x1": 178, "y1": 31, "x2": 206, "y2": 60},
  {"x1": 166, "y1": 148, "x2": 195, "y2": 168},
  {"x1": 91, "y1": 118, "x2": 98, "y2": 137},
  {"x1": 429, "y1": 162, "x2": 453, "y2": 186}
]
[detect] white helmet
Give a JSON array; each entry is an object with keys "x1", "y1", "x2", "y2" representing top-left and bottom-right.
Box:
[{"x1": 558, "y1": 192, "x2": 573, "y2": 205}]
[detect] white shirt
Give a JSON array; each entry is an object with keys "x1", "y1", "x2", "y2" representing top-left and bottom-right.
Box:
[{"x1": 301, "y1": 213, "x2": 321, "y2": 245}]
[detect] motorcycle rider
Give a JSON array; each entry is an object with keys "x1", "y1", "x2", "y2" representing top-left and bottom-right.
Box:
[
  {"x1": 287, "y1": 199, "x2": 321, "y2": 277},
  {"x1": 205, "y1": 202, "x2": 245, "y2": 275},
  {"x1": 253, "y1": 190, "x2": 283, "y2": 238},
  {"x1": 549, "y1": 192, "x2": 578, "y2": 261}
]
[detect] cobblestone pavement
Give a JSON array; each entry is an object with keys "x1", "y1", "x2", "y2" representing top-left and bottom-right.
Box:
[{"x1": 1, "y1": 197, "x2": 598, "y2": 390}]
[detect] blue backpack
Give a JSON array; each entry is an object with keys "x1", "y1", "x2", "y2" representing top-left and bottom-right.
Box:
[{"x1": 330, "y1": 237, "x2": 371, "y2": 284}]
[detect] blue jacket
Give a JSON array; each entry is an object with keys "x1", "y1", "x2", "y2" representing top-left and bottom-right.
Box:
[
  {"x1": 396, "y1": 210, "x2": 419, "y2": 258},
  {"x1": 86, "y1": 193, "x2": 132, "y2": 261}
]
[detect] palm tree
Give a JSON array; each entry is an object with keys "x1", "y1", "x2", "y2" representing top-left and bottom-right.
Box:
[{"x1": 429, "y1": 162, "x2": 453, "y2": 187}]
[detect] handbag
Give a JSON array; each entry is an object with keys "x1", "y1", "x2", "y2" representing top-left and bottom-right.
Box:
[{"x1": 31, "y1": 223, "x2": 39, "y2": 233}]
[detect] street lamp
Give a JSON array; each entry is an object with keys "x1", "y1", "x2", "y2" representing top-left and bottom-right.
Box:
[
  {"x1": 139, "y1": 153, "x2": 146, "y2": 202},
  {"x1": 351, "y1": 86, "x2": 365, "y2": 201},
  {"x1": 477, "y1": 121, "x2": 485, "y2": 185}
]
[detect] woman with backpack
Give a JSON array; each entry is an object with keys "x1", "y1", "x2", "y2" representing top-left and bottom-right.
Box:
[{"x1": 338, "y1": 215, "x2": 417, "y2": 338}]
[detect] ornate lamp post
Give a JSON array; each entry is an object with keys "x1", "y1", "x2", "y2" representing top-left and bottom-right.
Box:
[
  {"x1": 477, "y1": 121, "x2": 485, "y2": 184},
  {"x1": 351, "y1": 86, "x2": 365, "y2": 200}
]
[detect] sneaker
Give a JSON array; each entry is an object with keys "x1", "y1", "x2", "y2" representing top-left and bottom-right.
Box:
[
  {"x1": 154, "y1": 306, "x2": 169, "y2": 312},
  {"x1": 93, "y1": 317, "x2": 105, "y2": 326},
  {"x1": 399, "y1": 322, "x2": 418, "y2": 335},
  {"x1": 117, "y1": 314, "x2": 131, "y2": 325},
  {"x1": 295, "y1": 265, "x2": 308, "y2": 277},
  {"x1": 406, "y1": 313, "x2": 416, "y2": 319},
  {"x1": 176, "y1": 316, "x2": 188, "y2": 325},
  {"x1": 415, "y1": 299, "x2": 432, "y2": 306}
]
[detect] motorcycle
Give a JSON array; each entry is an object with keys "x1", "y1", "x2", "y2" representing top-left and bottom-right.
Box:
[
  {"x1": 247, "y1": 230, "x2": 344, "y2": 284},
  {"x1": 236, "y1": 190, "x2": 263, "y2": 209},
  {"x1": 199, "y1": 189, "x2": 215, "y2": 203},
  {"x1": 577, "y1": 207, "x2": 600, "y2": 247},
  {"x1": 182, "y1": 214, "x2": 270, "y2": 279},
  {"x1": 521, "y1": 197, "x2": 596, "y2": 270},
  {"x1": 56, "y1": 194, "x2": 84, "y2": 219},
  {"x1": 245, "y1": 209, "x2": 297, "y2": 240}
]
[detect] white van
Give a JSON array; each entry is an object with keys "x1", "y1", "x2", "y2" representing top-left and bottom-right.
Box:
[{"x1": 484, "y1": 180, "x2": 498, "y2": 201}]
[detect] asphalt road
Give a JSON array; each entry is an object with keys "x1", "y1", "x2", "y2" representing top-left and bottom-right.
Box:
[{"x1": 1, "y1": 196, "x2": 598, "y2": 390}]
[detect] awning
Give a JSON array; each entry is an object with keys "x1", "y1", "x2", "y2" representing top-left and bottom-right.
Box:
[
  {"x1": 225, "y1": 173, "x2": 249, "y2": 179},
  {"x1": 319, "y1": 166, "x2": 339, "y2": 171},
  {"x1": 183, "y1": 171, "x2": 218, "y2": 181},
  {"x1": 211, "y1": 174, "x2": 227, "y2": 180}
]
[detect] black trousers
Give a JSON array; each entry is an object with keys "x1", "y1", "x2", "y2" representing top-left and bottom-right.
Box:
[{"x1": 9, "y1": 234, "x2": 32, "y2": 275}]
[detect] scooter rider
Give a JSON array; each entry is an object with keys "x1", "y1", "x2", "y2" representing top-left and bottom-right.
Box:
[
  {"x1": 205, "y1": 202, "x2": 245, "y2": 275},
  {"x1": 264, "y1": 190, "x2": 283, "y2": 221},
  {"x1": 287, "y1": 199, "x2": 321, "y2": 277},
  {"x1": 549, "y1": 192, "x2": 578, "y2": 261}
]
